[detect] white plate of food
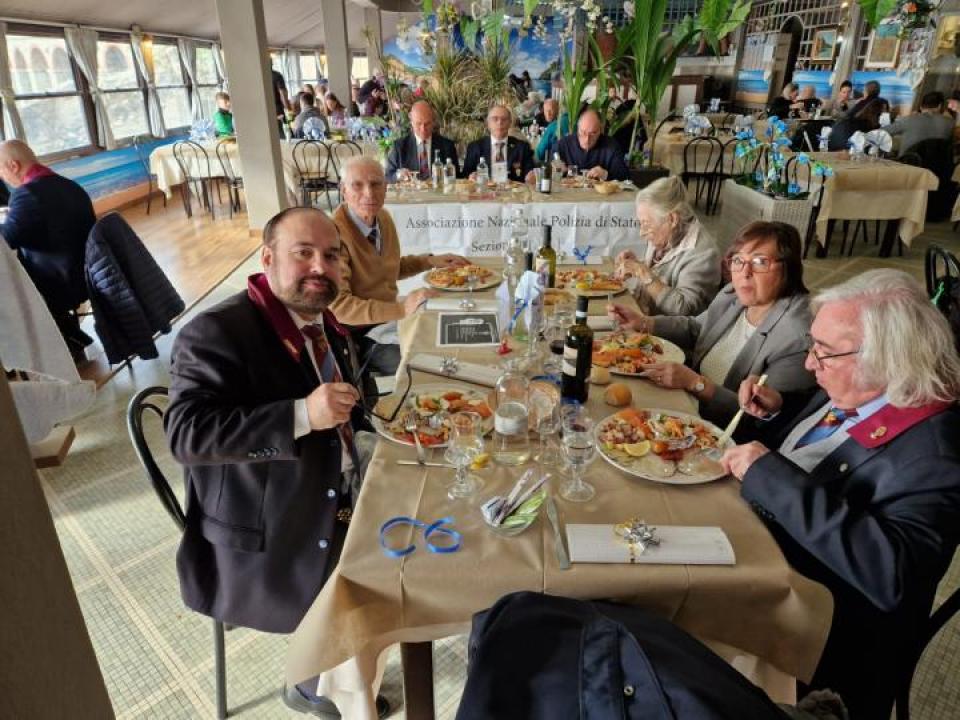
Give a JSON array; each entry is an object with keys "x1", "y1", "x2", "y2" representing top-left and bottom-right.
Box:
[
  {"x1": 425, "y1": 264, "x2": 500, "y2": 292},
  {"x1": 371, "y1": 384, "x2": 494, "y2": 448},
  {"x1": 591, "y1": 331, "x2": 686, "y2": 376},
  {"x1": 594, "y1": 408, "x2": 732, "y2": 484},
  {"x1": 555, "y1": 269, "x2": 626, "y2": 298}
]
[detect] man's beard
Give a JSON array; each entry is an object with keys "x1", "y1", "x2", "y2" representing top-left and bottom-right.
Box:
[{"x1": 276, "y1": 274, "x2": 339, "y2": 316}]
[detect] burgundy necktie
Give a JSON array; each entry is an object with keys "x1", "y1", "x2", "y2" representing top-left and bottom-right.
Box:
[{"x1": 418, "y1": 144, "x2": 429, "y2": 179}]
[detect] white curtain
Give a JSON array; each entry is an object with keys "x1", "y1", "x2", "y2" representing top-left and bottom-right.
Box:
[
  {"x1": 0, "y1": 23, "x2": 25, "y2": 140},
  {"x1": 314, "y1": 49, "x2": 326, "y2": 81},
  {"x1": 177, "y1": 38, "x2": 203, "y2": 121},
  {"x1": 65, "y1": 26, "x2": 116, "y2": 150},
  {"x1": 211, "y1": 42, "x2": 227, "y2": 91},
  {"x1": 130, "y1": 32, "x2": 166, "y2": 138},
  {"x1": 283, "y1": 48, "x2": 302, "y2": 95}
]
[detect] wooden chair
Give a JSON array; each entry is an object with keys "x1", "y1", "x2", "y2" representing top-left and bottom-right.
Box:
[
  {"x1": 172, "y1": 140, "x2": 217, "y2": 219},
  {"x1": 215, "y1": 141, "x2": 244, "y2": 219},
  {"x1": 292, "y1": 140, "x2": 333, "y2": 210}
]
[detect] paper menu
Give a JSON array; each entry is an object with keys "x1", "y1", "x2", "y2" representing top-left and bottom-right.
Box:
[{"x1": 566, "y1": 524, "x2": 735, "y2": 565}]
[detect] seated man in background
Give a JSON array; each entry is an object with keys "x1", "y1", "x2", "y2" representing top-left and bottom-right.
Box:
[
  {"x1": 535, "y1": 98, "x2": 568, "y2": 162},
  {"x1": 462, "y1": 104, "x2": 535, "y2": 183},
  {"x1": 212, "y1": 92, "x2": 234, "y2": 136},
  {"x1": 0, "y1": 139, "x2": 95, "y2": 361},
  {"x1": 722, "y1": 269, "x2": 960, "y2": 720},
  {"x1": 292, "y1": 92, "x2": 327, "y2": 138},
  {"x1": 331, "y1": 156, "x2": 468, "y2": 375},
  {"x1": 827, "y1": 80, "x2": 854, "y2": 118},
  {"x1": 384, "y1": 100, "x2": 459, "y2": 183},
  {"x1": 844, "y1": 79, "x2": 885, "y2": 119},
  {"x1": 792, "y1": 86, "x2": 821, "y2": 117},
  {"x1": 554, "y1": 109, "x2": 630, "y2": 181},
  {"x1": 887, "y1": 91, "x2": 954, "y2": 155},
  {"x1": 768, "y1": 82, "x2": 798, "y2": 119}
]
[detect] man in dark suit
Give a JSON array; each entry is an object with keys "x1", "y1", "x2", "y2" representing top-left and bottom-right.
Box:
[
  {"x1": 384, "y1": 100, "x2": 458, "y2": 182},
  {"x1": 555, "y1": 109, "x2": 630, "y2": 181},
  {"x1": 164, "y1": 207, "x2": 388, "y2": 717},
  {"x1": 722, "y1": 269, "x2": 960, "y2": 720},
  {"x1": 461, "y1": 104, "x2": 535, "y2": 183},
  {"x1": 0, "y1": 139, "x2": 95, "y2": 361}
]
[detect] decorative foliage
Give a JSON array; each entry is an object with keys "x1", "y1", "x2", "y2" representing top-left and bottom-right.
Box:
[
  {"x1": 858, "y1": 0, "x2": 939, "y2": 35},
  {"x1": 733, "y1": 117, "x2": 833, "y2": 198}
]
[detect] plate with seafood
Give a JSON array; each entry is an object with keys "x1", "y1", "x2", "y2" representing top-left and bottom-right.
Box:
[
  {"x1": 591, "y1": 331, "x2": 685, "y2": 375},
  {"x1": 425, "y1": 264, "x2": 500, "y2": 291},
  {"x1": 372, "y1": 384, "x2": 494, "y2": 448},
  {"x1": 555, "y1": 269, "x2": 625, "y2": 297}
]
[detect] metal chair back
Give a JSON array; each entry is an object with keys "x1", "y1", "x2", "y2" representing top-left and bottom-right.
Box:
[
  {"x1": 328, "y1": 140, "x2": 362, "y2": 182},
  {"x1": 172, "y1": 140, "x2": 216, "y2": 218},
  {"x1": 682, "y1": 136, "x2": 722, "y2": 213},
  {"x1": 215, "y1": 140, "x2": 244, "y2": 217},
  {"x1": 292, "y1": 139, "x2": 333, "y2": 208},
  {"x1": 133, "y1": 135, "x2": 166, "y2": 214}
]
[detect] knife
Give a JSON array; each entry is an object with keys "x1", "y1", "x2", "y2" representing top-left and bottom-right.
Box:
[
  {"x1": 396, "y1": 460, "x2": 455, "y2": 468},
  {"x1": 545, "y1": 495, "x2": 571, "y2": 570}
]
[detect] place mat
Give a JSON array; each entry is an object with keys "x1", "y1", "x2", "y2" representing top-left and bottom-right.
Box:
[
  {"x1": 407, "y1": 353, "x2": 501, "y2": 387},
  {"x1": 567, "y1": 524, "x2": 735, "y2": 565}
]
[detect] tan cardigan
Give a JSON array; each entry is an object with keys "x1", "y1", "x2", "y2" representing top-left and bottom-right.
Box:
[{"x1": 330, "y1": 204, "x2": 433, "y2": 326}]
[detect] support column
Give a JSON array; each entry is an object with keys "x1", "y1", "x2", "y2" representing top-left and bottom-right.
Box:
[
  {"x1": 215, "y1": 0, "x2": 287, "y2": 229},
  {"x1": 832, "y1": 4, "x2": 862, "y2": 99},
  {"x1": 321, "y1": 0, "x2": 352, "y2": 116},
  {"x1": 364, "y1": 7, "x2": 383, "y2": 75}
]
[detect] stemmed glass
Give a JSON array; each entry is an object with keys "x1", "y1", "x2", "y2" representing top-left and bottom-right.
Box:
[
  {"x1": 531, "y1": 394, "x2": 561, "y2": 468},
  {"x1": 444, "y1": 411, "x2": 484, "y2": 500},
  {"x1": 560, "y1": 412, "x2": 596, "y2": 503},
  {"x1": 459, "y1": 268, "x2": 479, "y2": 310}
]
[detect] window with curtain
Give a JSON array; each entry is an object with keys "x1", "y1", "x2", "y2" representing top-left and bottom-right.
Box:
[
  {"x1": 153, "y1": 41, "x2": 190, "y2": 129},
  {"x1": 299, "y1": 52, "x2": 318, "y2": 90},
  {"x1": 351, "y1": 53, "x2": 369, "y2": 84},
  {"x1": 194, "y1": 44, "x2": 219, "y2": 118},
  {"x1": 97, "y1": 37, "x2": 148, "y2": 140},
  {"x1": 270, "y1": 51, "x2": 283, "y2": 75},
  {"x1": 5, "y1": 32, "x2": 92, "y2": 156}
]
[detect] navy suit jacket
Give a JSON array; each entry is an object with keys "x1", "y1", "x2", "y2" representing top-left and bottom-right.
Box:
[
  {"x1": 0, "y1": 173, "x2": 94, "y2": 313},
  {"x1": 165, "y1": 291, "x2": 367, "y2": 633},
  {"x1": 557, "y1": 133, "x2": 630, "y2": 181},
  {"x1": 742, "y1": 392, "x2": 960, "y2": 719},
  {"x1": 385, "y1": 132, "x2": 459, "y2": 182},
  {"x1": 461, "y1": 136, "x2": 535, "y2": 182}
]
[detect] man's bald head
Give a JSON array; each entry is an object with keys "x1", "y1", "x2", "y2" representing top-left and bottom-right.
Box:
[
  {"x1": 0, "y1": 140, "x2": 39, "y2": 188},
  {"x1": 576, "y1": 109, "x2": 603, "y2": 151},
  {"x1": 409, "y1": 101, "x2": 436, "y2": 142}
]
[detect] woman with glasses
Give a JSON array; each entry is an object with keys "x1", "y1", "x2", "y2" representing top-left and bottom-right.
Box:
[
  {"x1": 608, "y1": 220, "x2": 816, "y2": 426},
  {"x1": 613, "y1": 176, "x2": 720, "y2": 316}
]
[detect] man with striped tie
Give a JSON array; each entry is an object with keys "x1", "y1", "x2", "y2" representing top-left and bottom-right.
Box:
[
  {"x1": 721, "y1": 269, "x2": 960, "y2": 720},
  {"x1": 384, "y1": 100, "x2": 459, "y2": 183}
]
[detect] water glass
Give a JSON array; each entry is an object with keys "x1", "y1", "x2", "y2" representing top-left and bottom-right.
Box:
[
  {"x1": 531, "y1": 394, "x2": 561, "y2": 468},
  {"x1": 444, "y1": 411, "x2": 485, "y2": 500},
  {"x1": 459, "y1": 269, "x2": 480, "y2": 310},
  {"x1": 560, "y1": 413, "x2": 596, "y2": 503}
]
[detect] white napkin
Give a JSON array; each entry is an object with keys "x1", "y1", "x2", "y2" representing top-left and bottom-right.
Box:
[
  {"x1": 708, "y1": 97, "x2": 721, "y2": 112},
  {"x1": 424, "y1": 298, "x2": 499, "y2": 312},
  {"x1": 682, "y1": 104, "x2": 700, "y2": 118},
  {"x1": 515, "y1": 270, "x2": 544, "y2": 332},
  {"x1": 566, "y1": 524, "x2": 735, "y2": 565},
  {"x1": 586, "y1": 316, "x2": 614, "y2": 331},
  {"x1": 407, "y1": 353, "x2": 501, "y2": 387},
  {"x1": 865, "y1": 129, "x2": 892, "y2": 153},
  {"x1": 848, "y1": 131, "x2": 867, "y2": 153}
]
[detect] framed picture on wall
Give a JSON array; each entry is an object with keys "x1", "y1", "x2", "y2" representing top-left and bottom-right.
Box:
[
  {"x1": 865, "y1": 24, "x2": 902, "y2": 69},
  {"x1": 811, "y1": 28, "x2": 838, "y2": 63}
]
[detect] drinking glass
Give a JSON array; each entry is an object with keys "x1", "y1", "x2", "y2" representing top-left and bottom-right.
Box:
[
  {"x1": 459, "y1": 268, "x2": 479, "y2": 310},
  {"x1": 560, "y1": 413, "x2": 596, "y2": 502},
  {"x1": 531, "y1": 394, "x2": 561, "y2": 468},
  {"x1": 541, "y1": 317, "x2": 565, "y2": 377},
  {"x1": 444, "y1": 411, "x2": 484, "y2": 500},
  {"x1": 567, "y1": 165, "x2": 578, "y2": 181}
]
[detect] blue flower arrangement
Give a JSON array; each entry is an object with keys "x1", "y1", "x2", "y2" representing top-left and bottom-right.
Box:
[{"x1": 734, "y1": 116, "x2": 833, "y2": 199}]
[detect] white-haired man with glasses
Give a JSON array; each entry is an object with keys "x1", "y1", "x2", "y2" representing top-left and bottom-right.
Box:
[{"x1": 722, "y1": 269, "x2": 960, "y2": 720}]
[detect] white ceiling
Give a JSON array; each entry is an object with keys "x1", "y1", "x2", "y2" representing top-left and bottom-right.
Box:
[{"x1": 0, "y1": 1, "x2": 415, "y2": 49}]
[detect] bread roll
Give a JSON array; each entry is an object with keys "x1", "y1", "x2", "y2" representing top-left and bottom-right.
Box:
[{"x1": 603, "y1": 383, "x2": 632, "y2": 407}]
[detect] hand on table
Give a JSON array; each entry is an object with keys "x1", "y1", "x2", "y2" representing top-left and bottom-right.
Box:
[
  {"x1": 606, "y1": 303, "x2": 651, "y2": 333},
  {"x1": 640, "y1": 361, "x2": 698, "y2": 391},
  {"x1": 396, "y1": 168, "x2": 414, "y2": 182},
  {"x1": 403, "y1": 288, "x2": 436, "y2": 316},
  {"x1": 586, "y1": 166, "x2": 608, "y2": 181},
  {"x1": 737, "y1": 375, "x2": 783, "y2": 419},
  {"x1": 720, "y1": 442, "x2": 771, "y2": 481},
  {"x1": 306, "y1": 383, "x2": 360, "y2": 430},
  {"x1": 429, "y1": 254, "x2": 469, "y2": 269}
]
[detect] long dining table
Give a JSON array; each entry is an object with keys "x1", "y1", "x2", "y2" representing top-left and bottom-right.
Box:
[{"x1": 285, "y1": 261, "x2": 833, "y2": 720}]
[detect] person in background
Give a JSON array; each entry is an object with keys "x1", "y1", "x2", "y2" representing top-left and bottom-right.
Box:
[
  {"x1": 792, "y1": 86, "x2": 822, "y2": 117},
  {"x1": 301, "y1": 83, "x2": 316, "y2": 98},
  {"x1": 0, "y1": 139, "x2": 95, "y2": 361},
  {"x1": 363, "y1": 87, "x2": 388, "y2": 118},
  {"x1": 330, "y1": 156, "x2": 467, "y2": 374},
  {"x1": 614, "y1": 176, "x2": 720, "y2": 317},
  {"x1": 414, "y1": 76, "x2": 430, "y2": 98},
  {"x1": 887, "y1": 91, "x2": 954, "y2": 155},
  {"x1": 384, "y1": 100, "x2": 459, "y2": 183},
  {"x1": 608, "y1": 221, "x2": 815, "y2": 427},
  {"x1": 828, "y1": 80, "x2": 854, "y2": 118},
  {"x1": 462, "y1": 104, "x2": 536, "y2": 183},
  {"x1": 828, "y1": 98, "x2": 887, "y2": 151},
  {"x1": 212, "y1": 92, "x2": 234, "y2": 136},
  {"x1": 324, "y1": 93, "x2": 348, "y2": 128},
  {"x1": 535, "y1": 98, "x2": 568, "y2": 162},
  {"x1": 292, "y1": 93, "x2": 327, "y2": 138},
  {"x1": 768, "y1": 82, "x2": 798, "y2": 119},
  {"x1": 349, "y1": 83, "x2": 361, "y2": 117},
  {"x1": 845, "y1": 80, "x2": 885, "y2": 119},
  {"x1": 552, "y1": 109, "x2": 630, "y2": 181},
  {"x1": 270, "y1": 57, "x2": 291, "y2": 138},
  {"x1": 723, "y1": 269, "x2": 960, "y2": 720}
]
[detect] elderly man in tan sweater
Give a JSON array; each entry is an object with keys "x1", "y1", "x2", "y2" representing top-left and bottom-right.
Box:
[{"x1": 331, "y1": 155, "x2": 467, "y2": 374}]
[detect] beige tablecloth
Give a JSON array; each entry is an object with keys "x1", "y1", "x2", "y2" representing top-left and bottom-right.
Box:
[{"x1": 285, "y1": 265, "x2": 833, "y2": 719}]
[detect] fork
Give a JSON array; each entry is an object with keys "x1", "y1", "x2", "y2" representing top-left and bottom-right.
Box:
[{"x1": 405, "y1": 417, "x2": 427, "y2": 464}]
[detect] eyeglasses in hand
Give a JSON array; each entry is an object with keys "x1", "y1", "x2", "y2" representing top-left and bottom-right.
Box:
[{"x1": 346, "y1": 347, "x2": 414, "y2": 424}]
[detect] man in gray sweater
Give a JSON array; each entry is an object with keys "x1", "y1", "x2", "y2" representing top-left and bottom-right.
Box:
[{"x1": 888, "y1": 91, "x2": 954, "y2": 156}]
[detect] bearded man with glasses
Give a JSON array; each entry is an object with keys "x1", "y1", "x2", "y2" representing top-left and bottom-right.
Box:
[{"x1": 723, "y1": 269, "x2": 960, "y2": 720}]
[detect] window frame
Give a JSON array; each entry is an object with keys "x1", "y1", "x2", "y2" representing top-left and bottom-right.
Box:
[
  {"x1": 150, "y1": 36, "x2": 191, "y2": 133},
  {"x1": 95, "y1": 31, "x2": 150, "y2": 146},
  {"x1": 192, "y1": 43, "x2": 221, "y2": 120}
]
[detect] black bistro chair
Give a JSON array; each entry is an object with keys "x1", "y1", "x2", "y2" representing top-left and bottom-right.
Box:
[
  {"x1": 681, "y1": 136, "x2": 723, "y2": 214},
  {"x1": 327, "y1": 140, "x2": 363, "y2": 206},
  {"x1": 292, "y1": 139, "x2": 334, "y2": 210},
  {"x1": 133, "y1": 135, "x2": 166, "y2": 215},
  {"x1": 172, "y1": 140, "x2": 217, "y2": 219},
  {"x1": 126, "y1": 386, "x2": 228, "y2": 720},
  {"x1": 215, "y1": 140, "x2": 244, "y2": 218}
]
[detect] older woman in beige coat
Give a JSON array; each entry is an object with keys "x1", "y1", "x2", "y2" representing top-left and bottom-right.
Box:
[{"x1": 615, "y1": 176, "x2": 720, "y2": 316}]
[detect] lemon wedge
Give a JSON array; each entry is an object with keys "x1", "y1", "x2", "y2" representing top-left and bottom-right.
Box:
[
  {"x1": 575, "y1": 281, "x2": 590, "y2": 290},
  {"x1": 623, "y1": 441, "x2": 651, "y2": 458},
  {"x1": 470, "y1": 452, "x2": 491, "y2": 470}
]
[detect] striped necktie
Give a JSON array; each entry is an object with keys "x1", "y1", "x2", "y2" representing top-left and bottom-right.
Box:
[
  {"x1": 418, "y1": 144, "x2": 429, "y2": 179},
  {"x1": 301, "y1": 324, "x2": 357, "y2": 462},
  {"x1": 495, "y1": 142, "x2": 505, "y2": 163},
  {"x1": 793, "y1": 407, "x2": 858, "y2": 450}
]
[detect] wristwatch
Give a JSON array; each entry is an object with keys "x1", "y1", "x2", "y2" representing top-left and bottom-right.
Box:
[{"x1": 689, "y1": 375, "x2": 706, "y2": 394}]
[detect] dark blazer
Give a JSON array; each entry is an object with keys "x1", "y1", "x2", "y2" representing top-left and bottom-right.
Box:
[
  {"x1": 461, "y1": 135, "x2": 535, "y2": 182},
  {"x1": 85, "y1": 213, "x2": 184, "y2": 364},
  {"x1": 556, "y1": 133, "x2": 630, "y2": 181},
  {"x1": 743, "y1": 394, "x2": 960, "y2": 719},
  {"x1": 1, "y1": 173, "x2": 94, "y2": 313},
  {"x1": 165, "y1": 290, "x2": 366, "y2": 633},
  {"x1": 652, "y1": 287, "x2": 815, "y2": 426},
  {"x1": 385, "y1": 132, "x2": 459, "y2": 182}
]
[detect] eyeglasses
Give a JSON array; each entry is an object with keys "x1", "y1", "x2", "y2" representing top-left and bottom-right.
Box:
[
  {"x1": 804, "y1": 335, "x2": 861, "y2": 369},
  {"x1": 728, "y1": 255, "x2": 782, "y2": 274},
  {"x1": 346, "y1": 350, "x2": 414, "y2": 424}
]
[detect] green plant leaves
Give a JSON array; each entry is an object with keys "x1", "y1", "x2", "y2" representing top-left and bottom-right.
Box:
[{"x1": 859, "y1": 0, "x2": 899, "y2": 30}]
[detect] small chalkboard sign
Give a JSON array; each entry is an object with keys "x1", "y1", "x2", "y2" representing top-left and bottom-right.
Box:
[{"x1": 437, "y1": 312, "x2": 501, "y2": 347}]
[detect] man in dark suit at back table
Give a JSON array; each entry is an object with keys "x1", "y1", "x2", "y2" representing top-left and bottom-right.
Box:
[
  {"x1": 721, "y1": 269, "x2": 960, "y2": 720},
  {"x1": 461, "y1": 104, "x2": 535, "y2": 184},
  {"x1": 384, "y1": 100, "x2": 458, "y2": 182},
  {"x1": 554, "y1": 108, "x2": 630, "y2": 181},
  {"x1": 164, "y1": 206, "x2": 388, "y2": 717},
  {"x1": 0, "y1": 139, "x2": 95, "y2": 361}
]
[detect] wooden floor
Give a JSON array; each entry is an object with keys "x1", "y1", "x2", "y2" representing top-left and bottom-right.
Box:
[{"x1": 78, "y1": 193, "x2": 259, "y2": 384}]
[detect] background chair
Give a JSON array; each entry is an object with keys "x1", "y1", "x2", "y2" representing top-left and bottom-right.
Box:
[
  {"x1": 133, "y1": 135, "x2": 166, "y2": 215},
  {"x1": 327, "y1": 140, "x2": 363, "y2": 207},
  {"x1": 681, "y1": 136, "x2": 722, "y2": 214},
  {"x1": 215, "y1": 140, "x2": 244, "y2": 219},
  {"x1": 172, "y1": 140, "x2": 217, "y2": 219},
  {"x1": 126, "y1": 386, "x2": 228, "y2": 720},
  {"x1": 901, "y1": 138, "x2": 956, "y2": 222},
  {"x1": 292, "y1": 139, "x2": 333, "y2": 210}
]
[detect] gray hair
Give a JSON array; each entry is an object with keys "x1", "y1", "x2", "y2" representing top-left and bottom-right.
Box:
[
  {"x1": 634, "y1": 176, "x2": 698, "y2": 247},
  {"x1": 339, "y1": 155, "x2": 385, "y2": 186},
  {"x1": 812, "y1": 269, "x2": 960, "y2": 407}
]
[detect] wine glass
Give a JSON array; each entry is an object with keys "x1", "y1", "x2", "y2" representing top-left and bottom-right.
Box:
[
  {"x1": 531, "y1": 394, "x2": 561, "y2": 468},
  {"x1": 459, "y1": 268, "x2": 479, "y2": 310},
  {"x1": 560, "y1": 413, "x2": 596, "y2": 503},
  {"x1": 444, "y1": 411, "x2": 484, "y2": 500}
]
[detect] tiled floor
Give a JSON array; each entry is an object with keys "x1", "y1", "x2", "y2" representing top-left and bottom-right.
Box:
[{"x1": 38, "y1": 213, "x2": 960, "y2": 719}]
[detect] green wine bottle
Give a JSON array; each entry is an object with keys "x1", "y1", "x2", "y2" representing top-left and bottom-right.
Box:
[
  {"x1": 560, "y1": 295, "x2": 593, "y2": 403},
  {"x1": 535, "y1": 224, "x2": 557, "y2": 288}
]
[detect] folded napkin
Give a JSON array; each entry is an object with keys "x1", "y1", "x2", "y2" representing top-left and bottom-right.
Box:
[
  {"x1": 682, "y1": 104, "x2": 700, "y2": 118},
  {"x1": 566, "y1": 524, "x2": 735, "y2": 565},
  {"x1": 557, "y1": 254, "x2": 604, "y2": 266},
  {"x1": 865, "y1": 129, "x2": 892, "y2": 153},
  {"x1": 425, "y1": 298, "x2": 499, "y2": 312},
  {"x1": 586, "y1": 316, "x2": 613, "y2": 331},
  {"x1": 408, "y1": 353, "x2": 501, "y2": 387}
]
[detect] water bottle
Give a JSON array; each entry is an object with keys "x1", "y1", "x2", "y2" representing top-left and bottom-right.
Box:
[
  {"x1": 431, "y1": 151, "x2": 443, "y2": 189},
  {"x1": 443, "y1": 157, "x2": 456, "y2": 195},
  {"x1": 551, "y1": 151, "x2": 564, "y2": 180},
  {"x1": 493, "y1": 362, "x2": 531, "y2": 466},
  {"x1": 476, "y1": 156, "x2": 489, "y2": 190},
  {"x1": 503, "y1": 215, "x2": 526, "y2": 296}
]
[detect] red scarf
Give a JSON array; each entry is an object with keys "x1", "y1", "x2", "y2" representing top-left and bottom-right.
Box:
[{"x1": 22, "y1": 163, "x2": 57, "y2": 185}]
